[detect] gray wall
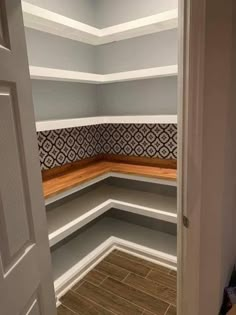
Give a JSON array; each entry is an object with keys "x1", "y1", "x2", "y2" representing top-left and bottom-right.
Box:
[
  {"x1": 26, "y1": 29, "x2": 177, "y2": 75},
  {"x1": 32, "y1": 81, "x2": 98, "y2": 121},
  {"x1": 97, "y1": 77, "x2": 177, "y2": 115},
  {"x1": 25, "y1": 1, "x2": 178, "y2": 120},
  {"x1": 24, "y1": 0, "x2": 177, "y2": 28},
  {"x1": 96, "y1": 30, "x2": 177, "y2": 74},
  {"x1": 95, "y1": 0, "x2": 178, "y2": 27},
  {"x1": 25, "y1": 0, "x2": 96, "y2": 26},
  {"x1": 25, "y1": 28, "x2": 96, "y2": 73}
]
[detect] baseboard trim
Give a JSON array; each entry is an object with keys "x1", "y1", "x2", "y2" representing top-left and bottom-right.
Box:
[{"x1": 54, "y1": 237, "x2": 177, "y2": 301}]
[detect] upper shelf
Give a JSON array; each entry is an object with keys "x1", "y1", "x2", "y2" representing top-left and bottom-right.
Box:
[
  {"x1": 36, "y1": 115, "x2": 178, "y2": 132},
  {"x1": 29, "y1": 65, "x2": 178, "y2": 84},
  {"x1": 22, "y1": 2, "x2": 178, "y2": 45}
]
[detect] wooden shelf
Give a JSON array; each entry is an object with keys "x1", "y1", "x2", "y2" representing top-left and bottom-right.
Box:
[
  {"x1": 36, "y1": 115, "x2": 177, "y2": 132},
  {"x1": 29, "y1": 65, "x2": 178, "y2": 84},
  {"x1": 47, "y1": 183, "x2": 177, "y2": 247},
  {"x1": 51, "y1": 217, "x2": 177, "y2": 295},
  {"x1": 43, "y1": 158, "x2": 177, "y2": 204},
  {"x1": 22, "y1": 2, "x2": 178, "y2": 45}
]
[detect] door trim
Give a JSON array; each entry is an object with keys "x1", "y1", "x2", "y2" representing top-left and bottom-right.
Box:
[{"x1": 178, "y1": 0, "x2": 206, "y2": 314}]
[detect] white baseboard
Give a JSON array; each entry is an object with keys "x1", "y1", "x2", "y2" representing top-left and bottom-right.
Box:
[{"x1": 55, "y1": 236, "x2": 177, "y2": 300}]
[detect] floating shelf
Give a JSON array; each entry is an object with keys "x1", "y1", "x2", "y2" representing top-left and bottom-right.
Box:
[
  {"x1": 22, "y1": 2, "x2": 178, "y2": 45},
  {"x1": 43, "y1": 159, "x2": 177, "y2": 205},
  {"x1": 51, "y1": 217, "x2": 177, "y2": 295},
  {"x1": 47, "y1": 183, "x2": 177, "y2": 247},
  {"x1": 29, "y1": 65, "x2": 178, "y2": 84},
  {"x1": 36, "y1": 115, "x2": 178, "y2": 132}
]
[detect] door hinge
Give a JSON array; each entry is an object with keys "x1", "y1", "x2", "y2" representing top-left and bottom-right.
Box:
[{"x1": 183, "y1": 215, "x2": 190, "y2": 228}]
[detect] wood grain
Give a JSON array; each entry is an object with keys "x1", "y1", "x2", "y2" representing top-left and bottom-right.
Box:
[
  {"x1": 75, "y1": 281, "x2": 143, "y2": 315},
  {"x1": 113, "y1": 250, "x2": 172, "y2": 274},
  {"x1": 73, "y1": 270, "x2": 107, "y2": 288},
  {"x1": 60, "y1": 290, "x2": 114, "y2": 315},
  {"x1": 104, "y1": 252, "x2": 151, "y2": 277},
  {"x1": 101, "y1": 277, "x2": 169, "y2": 315},
  {"x1": 166, "y1": 305, "x2": 177, "y2": 315},
  {"x1": 57, "y1": 305, "x2": 77, "y2": 315},
  {"x1": 147, "y1": 270, "x2": 177, "y2": 291},
  {"x1": 42, "y1": 155, "x2": 177, "y2": 199},
  {"x1": 58, "y1": 250, "x2": 177, "y2": 315},
  {"x1": 94, "y1": 260, "x2": 129, "y2": 281},
  {"x1": 124, "y1": 273, "x2": 177, "y2": 305}
]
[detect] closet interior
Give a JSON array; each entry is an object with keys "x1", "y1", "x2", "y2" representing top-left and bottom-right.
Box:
[{"x1": 22, "y1": 0, "x2": 178, "y2": 300}]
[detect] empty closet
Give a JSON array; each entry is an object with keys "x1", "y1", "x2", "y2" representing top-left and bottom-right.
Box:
[{"x1": 22, "y1": 0, "x2": 178, "y2": 301}]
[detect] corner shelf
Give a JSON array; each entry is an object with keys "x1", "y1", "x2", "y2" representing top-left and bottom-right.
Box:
[
  {"x1": 47, "y1": 183, "x2": 177, "y2": 247},
  {"x1": 22, "y1": 2, "x2": 178, "y2": 45},
  {"x1": 29, "y1": 65, "x2": 178, "y2": 84},
  {"x1": 51, "y1": 217, "x2": 177, "y2": 295},
  {"x1": 43, "y1": 159, "x2": 177, "y2": 205},
  {"x1": 36, "y1": 115, "x2": 177, "y2": 132}
]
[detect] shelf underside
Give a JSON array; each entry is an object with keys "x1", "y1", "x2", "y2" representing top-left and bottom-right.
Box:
[
  {"x1": 23, "y1": 2, "x2": 178, "y2": 45},
  {"x1": 47, "y1": 183, "x2": 177, "y2": 247},
  {"x1": 36, "y1": 115, "x2": 177, "y2": 132},
  {"x1": 51, "y1": 217, "x2": 177, "y2": 293}
]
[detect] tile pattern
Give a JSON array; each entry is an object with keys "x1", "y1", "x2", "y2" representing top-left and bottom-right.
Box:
[
  {"x1": 58, "y1": 249, "x2": 177, "y2": 315},
  {"x1": 38, "y1": 123, "x2": 177, "y2": 170}
]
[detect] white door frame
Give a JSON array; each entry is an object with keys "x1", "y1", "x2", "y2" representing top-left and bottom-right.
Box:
[
  {"x1": 178, "y1": 0, "x2": 235, "y2": 314},
  {"x1": 178, "y1": 0, "x2": 206, "y2": 314}
]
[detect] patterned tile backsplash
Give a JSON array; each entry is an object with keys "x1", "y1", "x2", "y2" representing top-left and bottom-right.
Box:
[{"x1": 37, "y1": 124, "x2": 177, "y2": 170}]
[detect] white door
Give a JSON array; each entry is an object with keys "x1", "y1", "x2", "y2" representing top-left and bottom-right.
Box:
[{"x1": 0, "y1": 1, "x2": 57, "y2": 314}]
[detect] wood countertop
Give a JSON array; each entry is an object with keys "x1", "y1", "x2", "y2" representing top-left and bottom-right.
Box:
[{"x1": 42, "y1": 156, "x2": 177, "y2": 200}]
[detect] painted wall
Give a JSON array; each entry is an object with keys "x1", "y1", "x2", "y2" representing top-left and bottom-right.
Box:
[
  {"x1": 97, "y1": 77, "x2": 177, "y2": 116},
  {"x1": 95, "y1": 0, "x2": 178, "y2": 28},
  {"x1": 96, "y1": 30, "x2": 177, "y2": 74},
  {"x1": 25, "y1": 28, "x2": 96, "y2": 73},
  {"x1": 24, "y1": 0, "x2": 96, "y2": 26},
  {"x1": 32, "y1": 81, "x2": 98, "y2": 121}
]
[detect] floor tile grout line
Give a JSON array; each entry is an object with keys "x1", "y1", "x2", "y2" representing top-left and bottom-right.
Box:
[
  {"x1": 145, "y1": 268, "x2": 153, "y2": 279},
  {"x1": 121, "y1": 272, "x2": 131, "y2": 283},
  {"x1": 113, "y1": 250, "x2": 172, "y2": 274},
  {"x1": 100, "y1": 276, "x2": 172, "y2": 313},
  {"x1": 106, "y1": 252, "x2": 152, "y2": 274},
  {"x1": 73, "y1": 288, "x2": 119, "y2": 315},
  {"x1": 71, "y1": 280, "x2": 85, "y2": 292},
  {"x1": 83, "y1": 279, "x2": 149, "y2": 314},
  {"x1": 101, "y1": 257, "x2": 137, "y2": 275},
  {"x1": 164, "y1": 304, "x2": 171, "y2": 315},
  {"x1": 59, "y1": 302, "x2": 80, "y2": 315},
  {"x1": 98, "y1": 275, "x2": 108, "y2": 286},
  {"x1": 119, "y1": 275, "x2": 176, "y2": 307}
]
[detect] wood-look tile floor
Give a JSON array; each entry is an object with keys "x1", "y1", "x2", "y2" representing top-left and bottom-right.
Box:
[{"x1": 57, "y1": 250, "x2": 177, "y2": 315}]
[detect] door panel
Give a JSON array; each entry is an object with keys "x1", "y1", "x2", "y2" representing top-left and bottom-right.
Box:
[
  {"x1": 0, "y1": 86, "x2": 32, "y2": 265},
  {"x1": 0, "y1": 1, "x2": 57, "y2": 314}
]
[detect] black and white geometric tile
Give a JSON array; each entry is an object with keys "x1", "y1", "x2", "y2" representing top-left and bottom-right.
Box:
[{"x1": 37, "y1": 123, "x2": 177, "y2": 170}]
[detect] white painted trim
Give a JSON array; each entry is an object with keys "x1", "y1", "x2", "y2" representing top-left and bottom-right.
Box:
[
  {"x1": 36, "y1": 115, "x2": 178, "y2": 132},
  {"x1": 54, "y1": 236, "x2": 177, "y2": 298},
  {"x1": 178, "y1": 0, "x2": 206, "y2": 314},
  {"x1": 22, "y1": 2, "x2": 178, "y2": 45},
  {"x1": 48, "y1": 197, "x2": 177, "y2": 247},
  {"x1": 29, "y1": 65, "x2": 178, "y2": 84},
  {"x1": 45, "y1": 172, "x2": 177, "y2": 206}
]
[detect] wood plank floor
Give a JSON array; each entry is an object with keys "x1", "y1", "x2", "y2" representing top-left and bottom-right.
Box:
[{"x1": 57, "y1": 250, "x2": 177, "y2": 315}]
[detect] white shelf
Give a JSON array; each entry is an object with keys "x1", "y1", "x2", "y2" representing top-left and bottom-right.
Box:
[
  {"x1": 22, "y1": 2, "x2": 178, "y2": 45},
  {"x1": 51, "y1": 217, "x2": 177, "y2": 294},
  {"x1": 47, "y1": 184, "x2": 177, "y2": 247},
  {"x1": 29, "y1": 65, "x2": 178, "y2": 84},
  {"x1": 36, "y1": 115, "x2": 178, "y2": 132}
]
